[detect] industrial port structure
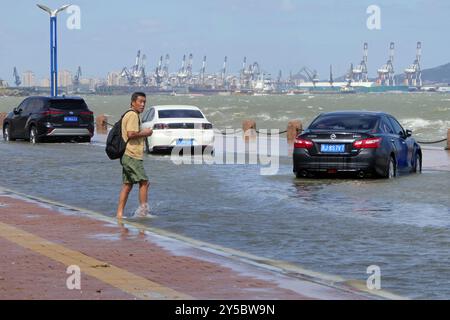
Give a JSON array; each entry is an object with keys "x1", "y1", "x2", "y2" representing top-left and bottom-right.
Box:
[{"x1": 0, "y1": 42, "x2": 435, "y2": 95}]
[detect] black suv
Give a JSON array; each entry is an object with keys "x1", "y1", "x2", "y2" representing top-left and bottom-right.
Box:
[{"x1": 2, "y1": 96, "x2": 94, "y2": 144}]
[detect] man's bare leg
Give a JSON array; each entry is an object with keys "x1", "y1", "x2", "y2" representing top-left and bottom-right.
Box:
[
  {"x1": 138, "y1": 180, "x2": 150, "y2": 207},
  {"x1": 117, "y1": 183, "x2": 133, "y2": 219}
]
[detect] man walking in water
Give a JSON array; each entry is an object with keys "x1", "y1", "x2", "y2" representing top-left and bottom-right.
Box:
[{"x1": 116, "y1": 92, "x2": 153, "y2": 219}]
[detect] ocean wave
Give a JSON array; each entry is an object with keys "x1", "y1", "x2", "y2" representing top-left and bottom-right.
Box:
[
  {"x1": 256, "y1": 113, "x2": 272, "y2": 121},
  {"x1": 400, "y1": 118, "x2": 450, "y2": 129}
]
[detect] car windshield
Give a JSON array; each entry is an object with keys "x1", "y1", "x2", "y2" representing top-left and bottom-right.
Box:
[
  {"x1": 309, "y1": 114, "x2": 379, "y2": 131},
  {"x1": 158, "y1": 109, "x2": 204, "y2": 118},
  {"x1": 49, "y1": 99, "x2": 88, "y2": 110}
]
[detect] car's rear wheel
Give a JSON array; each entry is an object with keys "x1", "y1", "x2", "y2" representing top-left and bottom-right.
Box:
[
  {"x1": 295, "y1": 170, "x2": 310, "y2": 179},
  {"x1": 386, "y1": 156, "x2": 396, "y2": 179},
  {"x1": 413, "y1": 152, "x2": 422, "y2": 173},
  {"x1": 29, "y1": 126, "x2": 40, "y2": 144},
  {"x1": 3, "y1": 124, "x2": 12, "y2": 142}
]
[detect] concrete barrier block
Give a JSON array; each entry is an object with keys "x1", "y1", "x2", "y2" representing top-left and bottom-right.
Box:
[
  {"x1": 242, "y1": 119, "x2": 256, "y2": 142},
  {"x1": 0, "y1": 112, "x2": 7, "y2": 128},
  {"x1": 0, "y1": 112, "x2": 8, "y2": 128},
  {"x1": 287, "y1": 120, "x2": 302, "y2": 144},
  {"x1": 96, "y1": 114, "x2": 108, "y2": 134}
]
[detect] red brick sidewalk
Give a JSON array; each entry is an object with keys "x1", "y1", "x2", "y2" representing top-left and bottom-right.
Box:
[{"x1": 0, "y1": 190, "x2": 387, "y2": 300}]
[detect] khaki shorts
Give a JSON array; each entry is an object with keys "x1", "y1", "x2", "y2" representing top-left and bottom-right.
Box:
[{"x1": 121, "y1": 154, "x2": 148, "y2": 184}]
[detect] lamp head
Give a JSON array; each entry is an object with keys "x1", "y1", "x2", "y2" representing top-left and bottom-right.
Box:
[{"x1": 37, "y1": 4, "x2": 71, "y2": 17}]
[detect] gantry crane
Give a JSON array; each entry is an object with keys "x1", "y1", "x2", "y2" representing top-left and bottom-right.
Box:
[
  {"x1": 404, "y1": 42, "x2": 422, "y2": 87},
  {"x1": 13, "y1": 67, "x2": 21, "y2": 87},
  {"x1": 377, "y1": 42, "x2": 395, "y2": 86},
  {"x1": 352, "y1": 42, "x2": 369, "y2": 82}
]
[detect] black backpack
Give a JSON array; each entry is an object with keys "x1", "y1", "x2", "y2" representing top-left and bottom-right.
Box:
[{"x1": 105, "y1": 110, "x2": 135, "y2": 160}]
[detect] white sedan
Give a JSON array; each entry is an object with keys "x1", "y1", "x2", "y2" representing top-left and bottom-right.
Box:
[{"x1": 141, "y1": 105, "x2": 215, "y2": 153}]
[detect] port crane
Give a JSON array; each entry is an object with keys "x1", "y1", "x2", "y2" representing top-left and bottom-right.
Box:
[
  {"x1": 140, "y1": 54, "x2": 148, "y2": 86},
  {"x1": 155, "y1": 54, "x2": 170, "y2": 87},
  {"x1": 177, "y1": 54, "x2": 193, "y2": 85},
  {"x1": 163, "y1": 54, "x2": 170, "y2": 78},
  {"x1": 404, "y1": 42, "x2": 422, "y2": 87},
  {"x1": 345, "y1": 63, "x2": 354, "y2": 87},
  {"x1": 221, "y1": 56, "x2": 227, "y2": 87},
  {"x1": 329, "y1": 65, "x2": 334, "y2": 87},
  {"x1": 352, "y1": 42, "x2": 369, "y2": 82},
  {"x1": 73, "y1": 66, "x2": 82, "y2": 87},
  {"x1": 13, "y1": 67, "x2": 21, "y2": 87},
  {"x1": 240, "y1": 57, "x2": 261, "y2": 89},
  {"x1": 299, "y1": 67, "x2": 319, "y2": 87},
  {"x1": 277, "y1": 70, "x2": 282, "y2": 84},
  {"x1": 377, "y1": 42, "x2": 395, "y2": 86},
  {"x1": 120, "y1": 50, "x2": 147, "y2": 86},
  {"x1": 154, "y1": 56, "x2": 164, "y2": 86},
  {"x1": 199, "y1": 55, "x2": 207, "y2": 86}
]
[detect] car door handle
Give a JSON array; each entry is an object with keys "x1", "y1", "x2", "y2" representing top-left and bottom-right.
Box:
[{"x1": 390, "y1": 139, "x2": 395, "y2": 143}]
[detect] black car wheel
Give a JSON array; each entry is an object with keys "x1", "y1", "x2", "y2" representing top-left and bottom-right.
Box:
[
  {"x1": 386, "y1": 156, "x2": 396, "y2": 179},
  {"x1": 3, "y1": 125, "x2": 11, "y2": 142},
  {"x1": 29, "y1": 126, "x2": 40, "y2": 144},
  {"x1": 413, "y1": 152, "x2": 422, "y2": 173}
]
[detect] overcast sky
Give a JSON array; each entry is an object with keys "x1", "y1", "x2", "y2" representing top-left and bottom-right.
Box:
[{"x1": 0, "y1": 0, "x2": 449, "y2": 81}]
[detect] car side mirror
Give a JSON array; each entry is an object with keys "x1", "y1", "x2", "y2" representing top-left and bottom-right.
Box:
[
  {"x1": 405, "y1": 129, "x2": 412, "y2": 137},
  {"x1": 13, "y1": 108, "x2": 20, "y2": 115}
]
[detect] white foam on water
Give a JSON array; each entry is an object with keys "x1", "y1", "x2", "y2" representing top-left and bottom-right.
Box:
[
  {"x1": 400, "y1": 118, "x2": 450, "y2": 131},
  {"x1": 257, "y1": 113, "x2": 272, "y2": 121},
  {"x1": 270, "y1": 115, "x2": 289, "y2": 122}
]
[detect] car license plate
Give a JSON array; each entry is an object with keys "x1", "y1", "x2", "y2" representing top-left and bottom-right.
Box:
[
  {"x1": 64, "y1": 116, "x2": 78, "y2": 122},
  {"x1": 321, "y1": 144, "x2": 345, "y2": 153},
  {"x1": 176, "y1": 139, "x2": 193, "y2": 146}
]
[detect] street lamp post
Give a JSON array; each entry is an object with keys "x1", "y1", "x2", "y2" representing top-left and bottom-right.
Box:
[{"x1": 37, "y1": 4, "x2": 71, "y2": 97}]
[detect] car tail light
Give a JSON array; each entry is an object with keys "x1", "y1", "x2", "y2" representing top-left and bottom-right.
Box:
[
  {"x1": 153, "y1": 123, "x2": 169, "y2": 130},
  {"x1": 80, "y1": 111, "x2": 94, "y2": 115},
  {"x1": 353, "y1": 137, "x2": 382, "y2": 149},
  {"x1": 294, "y1": 138, "x2": 314, "y2": 149},
  {"x1": 202, "y1": 123, "x2": 213, "y2": 129}
]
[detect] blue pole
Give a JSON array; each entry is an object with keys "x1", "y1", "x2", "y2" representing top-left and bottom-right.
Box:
[
  {"x1": 50, "y1": 17, "x2": 54, "y2": 96},
  {"x1": 54, "y1": 16, "x2": 58, "y2": 96},
  {"x1": 50, "y1": 16, "x2": 58, "y2": 97}
]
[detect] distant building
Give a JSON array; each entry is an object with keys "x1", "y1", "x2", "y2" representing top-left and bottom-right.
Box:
[
  {"x1": 81, "y1": 78, "x2": 102, "y2": 91},
  {"x1": 58, "y1": 70, "x2": 73, "y2": 87},
  {"x1": 107, "y1": 72, "x2": 121, "y2": 86},
  {"x1": 40, "y1": 78, "x2": 51, "y2": 88},
  {"x1": 22, "y1": 71, "x2": 36, "y2": 87},
  {"x1": 0, "y1": 79, "x2": 9, "y2": 87}
]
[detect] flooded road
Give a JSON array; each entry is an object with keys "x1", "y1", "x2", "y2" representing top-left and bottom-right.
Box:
[
  {"x1": 0, "y1": 137, "x2": 449, "y2": 299},
  {"x1": 2, "y1": 93, "x2": 450, "y2": 145}
]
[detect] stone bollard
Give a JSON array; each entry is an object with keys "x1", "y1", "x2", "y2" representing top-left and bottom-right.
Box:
[
  {"x1": 242, "y1": 119, "x2": 257, "y2": 142},
  {"x1": 447, "y1": 128, "x2": 450, "y2": 150},
  {"x1": 96, "y1": 114, "x2": 108, "y2": 134},
  {"x1": 0, "y1": 112, "x2": 7, "y2": 128},
  {"x1": 287, "y1": 120, "x2": 302, "y2": 144}
]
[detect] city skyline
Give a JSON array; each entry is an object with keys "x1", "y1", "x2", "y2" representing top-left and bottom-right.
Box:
[{"x1": 1, "y1": 0, "x2": 449, "y2": 81}]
